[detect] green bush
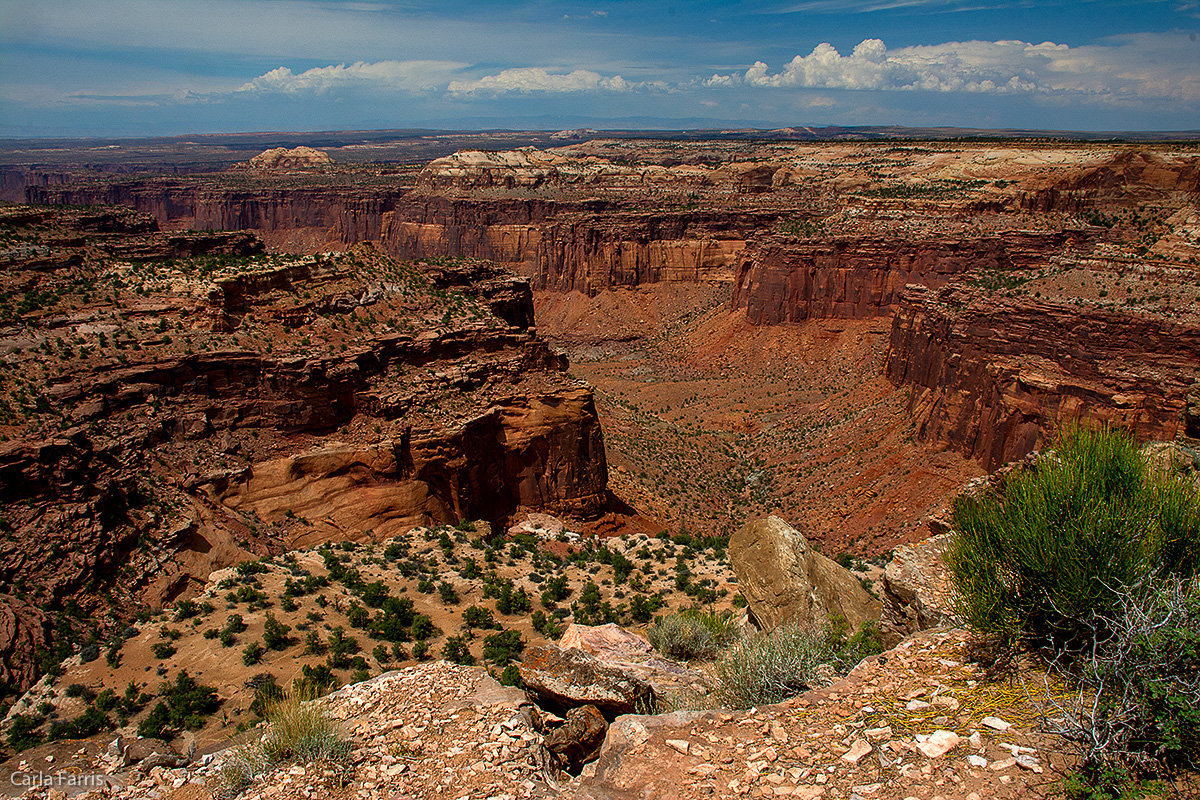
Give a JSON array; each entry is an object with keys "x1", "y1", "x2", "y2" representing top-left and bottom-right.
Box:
[
  {"x1": 482, "y1": 629, "x2": 523, "y2": 665},
  {"x1": 947, "y1": 426, "x2": 1200, "y2": 649},
  {"x1": 462, "y1": 605, "x2": 499, "y2": 630},
  {"x1": 263, "y1": 613, "x2": 292, "y2": 651},
  {"x1": 6, "y1": 714, "x2": 43, "y2": 752},
  {"x1": 441, "y1": 636, "x2": 475, "y2": 665},
  {"x1": 137, "y1": 671, "x2": 219, "y2": 739},
  {"x1": 948, "y1": 426, "x2": 1200, "y2": 787},
  {"x1": 242, "y1": 641, "x2": 265, "y2": 666}
]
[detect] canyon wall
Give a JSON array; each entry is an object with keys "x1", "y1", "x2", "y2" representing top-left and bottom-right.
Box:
[
  {"x1": 209, "y1": 385, "x2": 606, "y2": 542},
  {"x1": 382, "y1": 204, "x2": 760, "y2": 293},
  {"x1": 733, "y1": 230, "x2": 1094, "y2": 323},
  {"x1": 884, "y1": 284, "x2": 1200, "y2": 470},
  {"x1": 23, "y1": 179, "x2": 766, "y2": 294}
]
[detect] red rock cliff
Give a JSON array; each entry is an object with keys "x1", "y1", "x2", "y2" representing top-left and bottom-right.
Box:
[
  {"x1": 884, "y1": 284, "x2": 1200, "y2": 469},
  {"x1": 733, "y1": 230, "x2": 1093, "y2": 323}
]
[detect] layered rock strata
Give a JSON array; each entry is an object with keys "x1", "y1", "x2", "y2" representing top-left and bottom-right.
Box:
[
  {"x1": 732, "y1": 230, "x2": 1096, "y2": 323},
  {"x1": 885, "y1": 284, "x2": 1200, "y2": 469}
]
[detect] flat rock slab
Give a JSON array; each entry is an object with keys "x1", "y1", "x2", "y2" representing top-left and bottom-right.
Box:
[{"x1": 520, "y1": 645, "x2": 655, "y2": 717}]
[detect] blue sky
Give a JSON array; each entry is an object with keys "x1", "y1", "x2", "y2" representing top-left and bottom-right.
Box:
[{"x1": 1, "y1": 0, "x2": 1198, "y2": 137}]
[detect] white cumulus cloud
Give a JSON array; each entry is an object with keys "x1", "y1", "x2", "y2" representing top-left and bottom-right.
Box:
[
  {"x1": 238, "y1": 60, "x2": 467, "y2": 94},
  {"x1": 708, "y1": 35, "x2": 1200, "y2": 102},
  {"x1": 448, "y1": 67, "x2": 640, "y2": 94}
]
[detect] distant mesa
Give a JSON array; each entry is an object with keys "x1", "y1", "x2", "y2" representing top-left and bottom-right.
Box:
[
  {"x1": 550, "y1": 128, "x2": 597, "y2": 140},
  {"x1": 245, "y1": 145, "x2": 333, "y2": 170}
]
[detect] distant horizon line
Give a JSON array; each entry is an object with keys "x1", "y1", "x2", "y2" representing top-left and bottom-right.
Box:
[{"x1": 3, "y1": 122, "x2": 1200, "y2": 146}]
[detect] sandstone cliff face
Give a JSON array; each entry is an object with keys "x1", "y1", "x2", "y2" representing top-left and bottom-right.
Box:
[
  {"x1": 25, "y1": 183, "x2": 404, "y2": 250},
  {"x1": 25, "y1": 181, "x2": 762, "y2": 295},
  {"x1": 381, "y1": 202, "x2": 759, "y2": 294},
  {"x1": 208, "y1": 385, "x2": 606, "y2": 540},
  {"x1": 1017, "y1": 150, "x2": 1200, "y2": 213},
  {"x1": 884, "y1": 284, "x2": 1200, "y2": 470},
  {"x1": 733, "y1": 230, "x2": 1096, "y2": 323}
]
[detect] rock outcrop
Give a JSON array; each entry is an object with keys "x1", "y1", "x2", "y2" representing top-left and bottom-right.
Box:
[
  {"x1": 885, "y1": 284, "x2": 1200, "y2": 469},
  {"x1": 879, "y1": 533, "x2": 960, "y2": 646},
  {"x1": 519, "y1": 645, "x2": 656, "y2": 718},
  {"x1": 557, "y1": 623, "x2": 714, "y2": 697},
  {"x1": 0, "y1": 596, "x2": 51, "y2": 689},
  {"x1": 245, "y1": 146, "x2": 334, "y2": 171},
  {"x1": 210, "y1": 385, "x2": 608, "y2": 538},
  {"x1": 729, "y1": 516, "x2": 880, "y2": 633}
]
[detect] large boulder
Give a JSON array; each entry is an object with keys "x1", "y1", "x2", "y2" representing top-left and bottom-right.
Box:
[
  {"x1": 520, "y1": 645, "x2": 655, "y2": 718},
  {"x1": 729, "y1": 516, "x2": 880, "y2": 633},
  {"x1": 560, "y1": 623, "x2": 653, "y2": 659}
]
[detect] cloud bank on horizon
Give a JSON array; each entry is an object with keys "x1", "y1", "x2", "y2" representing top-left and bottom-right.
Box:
[{"x1": 1, "y1": 0, "x2": 1198, "y2": 136}]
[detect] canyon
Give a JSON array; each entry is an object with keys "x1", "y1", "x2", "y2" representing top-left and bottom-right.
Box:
[{"x1": 0, "y1": 134, "x2": 1198, "y2": 789}]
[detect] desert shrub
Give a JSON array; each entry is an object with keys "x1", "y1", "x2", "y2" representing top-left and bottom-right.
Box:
[
  {"x1": 409, "y1": 614, "x2": 438, "y2": 642},
  {"x1": 64, "y1": 683, "x2": 93, "y2": 699},
  {"x1": 304, "y1": 630, "x2": 327, "y2": 655},
  {"x1": 830, "y1": 620, "x2": 884, "y2": 671},
  {"x1": 359, "y1": 581, "x2": 390, "y2": 607},
  {"x1": 296, "y1": 664, "x2": 338, "y2": 695},
  {"x1": 499, "y1": 663, "x2": 524, "y2": 688},
  {"x1": 530, "y1": 610, "x2": 562, "y2": 639},
  {"x1": 49, "y1": 704, "x2": 111, "y2": 741},
  {"x1": 1049, "y1": 576, "x2": 1200, "y2": 792},
  {"x1": 137, "y1": 670, "x2": 219, "y2": 739},
  {"x1": 441, "y1": 636, "x2": 475, "y2": 665},
  {"x1": 6, "y1": 714, "x2": 43, "y2": 752},
  {"x1": 248, "y1": 675, "x2": 283, "y2": 718},
  {"x1": 369, "y1": 597, "x2": 417, "y2": 641},
  {"x1": 437, "y1": 582, "x2": 460, "y2": 605},
  {"x1": 262, "y1": 613, "x2": 292, "y2": 650},
  {"x1": 629, "y1": 592, "x2": 666, "y2": 623},
  {"x1": 462, "y1": 605, "x2": 499, "y2": 630},
  {"x1": 326, "y1": 627, "x2": 360, "y2": 669},
  {"x1": 947, "y1": 426, "x2": 1200, "y2": 650},
  {"x1": 79, "y1": 643, "x2": 100, "y2": 663},
  {"x1": 482, "y1": 629, "x2": 523, "y2": 665},
  {"x1": 412, "y1": 640, "x2": 429, "y2": 660},
  {"x1": 260, "y1": 692, "x2": 350, "y2": 763},
  {"x1": 647, "y1": 609, "x2": 735, "y2": 661},
  {"x1": 540, "y1": 575, "x2": 570, "y2": 608},
  {"x1": 150, "y1": 642, "x2": 175, "y2": 659},
  {"x1": 715, "y1": 622, "x2": 835, "y2": 708},
  {"x1": 219, "y1": 690, "x2": 349, "y2": 795},
  {"x1": 948, "y1": 426, "x2": 1200, "y2": 789},
  {"x1": 242, "y1": 641, "x2": 264, "y2": 666}
]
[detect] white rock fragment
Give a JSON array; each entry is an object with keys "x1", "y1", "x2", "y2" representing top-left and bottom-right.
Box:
[
  {"x1": 915, "y1": 730, "x2": 960, "y2": 759},
  {"x1": 841, "y1": 739, "x2": 872, "y2": 764},
  {"x1": 981, "y1": 716, "x2": 1011, "y2": 732},
  {"x1": 666, "y1": 739, "x2": 690, "y2": 755}
]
